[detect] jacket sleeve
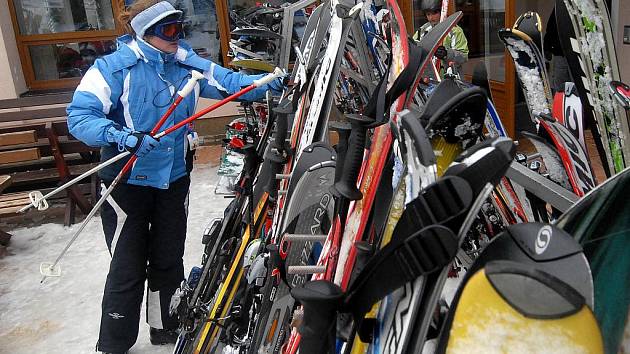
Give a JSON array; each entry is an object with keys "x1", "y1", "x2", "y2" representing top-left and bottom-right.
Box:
[
  {"x1": 444, "y1": 26, "x2": 469, "y2": 65},
  {"x1": 67, "y1": 59, "x2": 122, "y2": 147},
  {"x1": 199, "y1": 62, "x2": 284, "y2": 101}
]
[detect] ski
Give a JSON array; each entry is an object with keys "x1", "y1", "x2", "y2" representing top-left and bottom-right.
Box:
[
  {"x1": 297, "y1": 0, "x2": 364, "y2": 160},
  {"x1": 378, "y1": 80, "x2": 487, "y2": 354},
  {"x1": 514, "y1": 11, "x2": 544, "y2": 57},
  {"x1": 251, "y1": 143, "x2": 336, "y2": 354},
  {"x1": 173, "y1": 96, "x2": 278, "y2": 354},
  {"x1": 501, "y1": 18, "x2": 596, "y2": 197},
  {"x1": 555, "y1": 0, "x2": 630, "y2": 175},
  {"x1": 405, "y1": 137, "x2": 516, "y2": 353},
  {"x1": 498, "y1": 28, "x2": 553, "y2": 120},
  {"x1": 553, "y1": 82, "x2": 588, "y2": 152},
  {"x1": 337, "y1": 10, "x2": 465, "y2": 290},
  {"x1": 289, "y1": 136, "x2": 515, "y2": 354}
]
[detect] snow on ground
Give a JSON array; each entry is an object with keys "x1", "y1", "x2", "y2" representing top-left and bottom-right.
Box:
[{"x1": 0, "y1": 165, "x2": 230, "y2": 354}]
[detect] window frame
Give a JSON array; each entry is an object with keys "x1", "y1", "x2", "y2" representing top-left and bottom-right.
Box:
[{"x1": 7, "y1": 0, "x2": 125, "y2": 91}]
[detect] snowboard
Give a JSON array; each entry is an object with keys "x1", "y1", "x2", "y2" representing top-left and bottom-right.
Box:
[{"x1": 252, "y1": 143, "x2": 336, "y2": 354}]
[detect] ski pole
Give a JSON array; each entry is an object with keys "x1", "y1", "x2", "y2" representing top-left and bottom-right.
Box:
[
  {"x1": 19, "y1": 152, "x2": 130, "y2": 213},
  {"x1": 40, "y1": 70, "x2": 204, "y2": 282}
]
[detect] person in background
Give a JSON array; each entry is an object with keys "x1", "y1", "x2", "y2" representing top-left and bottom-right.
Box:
[
  {"x1": 414, "y1": 0, "x2": 469, "y2": 78},
  {"x1": 66, "y1": 1, "x2": 285, "y2": 353}
]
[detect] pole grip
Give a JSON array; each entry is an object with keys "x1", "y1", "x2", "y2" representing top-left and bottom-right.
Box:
[
  {"x1": 329, "y1": 121, "x2": 352, "y2": 185},
  {"x1": 333, "y1": 115, "x2": 370, "y2": 201},
  {"x1": 292, "y1": 280, "x2": 343, "y2": 354},
  {"x1": 177, "y1": 70, "x2": 204, "y2": 97},
  {"x1": 254, "y1": 67, "x2": 284, "y2": 87},
  {"x1": 273, "y1": 103, "x2": 289, "y2": 150}
]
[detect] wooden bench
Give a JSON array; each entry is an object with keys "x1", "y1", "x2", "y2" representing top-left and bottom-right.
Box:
[
  {"x1": 0, "y1": 175, "x2": 14, "y2": 245},
  {"x1": 0, "y1": 93, "x2": 100, "y2": 233}
]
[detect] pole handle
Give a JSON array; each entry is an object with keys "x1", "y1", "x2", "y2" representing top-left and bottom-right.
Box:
[
  {"x1": 254, "y1": 67, "x2": 284, "y2": 87},
  {"x1": 177, "y1": 70, "x2": 204, "y2": 97}
]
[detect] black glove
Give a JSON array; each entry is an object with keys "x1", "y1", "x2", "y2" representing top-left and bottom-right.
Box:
[
  {"x1": 269, "y1": 75, "x2": 289, "y2": 94},
  {"x1": 125, "y1": 132, "x2": 160, "y2": 157},
  {"x1": 434, "y1": 46, "x2": 448, "y2": 60}
]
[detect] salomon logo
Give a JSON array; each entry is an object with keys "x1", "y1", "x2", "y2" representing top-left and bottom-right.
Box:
[
  {"x1": 108, "y1": 312, "x2": 125, "y2": 320},
  {"x1": 535, "y1": 225, "x2": 553, "y2": 255}
]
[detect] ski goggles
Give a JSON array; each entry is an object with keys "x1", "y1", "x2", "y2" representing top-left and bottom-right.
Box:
[{"x1": 147, "y1": 20, "x2": 184, "y2": 42}]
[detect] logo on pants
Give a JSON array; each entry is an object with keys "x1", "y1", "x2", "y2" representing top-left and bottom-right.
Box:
[{"x1": 108, "y1": 312, "x2": 125, "y2": 320}]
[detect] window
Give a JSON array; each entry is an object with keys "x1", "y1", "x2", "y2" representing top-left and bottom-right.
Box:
[
  {"x1": 29, "y1": 40, "x2": 117, "y2": 80},
  {"x1": 9, "y1": 0, "x2": 123, "y2": 91},
  {"x1": 458, "y1": 0, "x2": 506, "y2": 82},
  {"x1": 412, "y1": 0, "x2": 506, "y2": 82},
  {"x1": 175, "y1": 0, "x2": 222, "y2": 63},
  {"x1": 13, "y1": 0, "x2": 116, "y2": 35},
  {"x1": 410, "y1": 0, "x2": 518, "y2": 136},
  {"x1": 9, "y1": 0, "x2": 223, "y2": 91}
]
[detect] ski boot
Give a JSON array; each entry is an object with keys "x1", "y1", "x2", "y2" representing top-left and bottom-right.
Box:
[{"x1": 149, "y1": 327, "x2": 179, "y2": 345}]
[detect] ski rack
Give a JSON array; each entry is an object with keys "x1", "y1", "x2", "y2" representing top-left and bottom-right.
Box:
[
  {"x1": 505, "y1": 161, "x2": 579, "y2": 212},
  {"x1": 279, "y1": 0, "x2": 319, "y2": 70}
]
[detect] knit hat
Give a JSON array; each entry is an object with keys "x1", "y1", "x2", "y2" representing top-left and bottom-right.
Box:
[{"x1": 130, "y1": 1, "x2": 183, "y2": 39}]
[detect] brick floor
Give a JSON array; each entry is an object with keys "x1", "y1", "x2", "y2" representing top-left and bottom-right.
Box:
[{"x1": 194, "y1": 145, "x2": 222, "y2": 167}]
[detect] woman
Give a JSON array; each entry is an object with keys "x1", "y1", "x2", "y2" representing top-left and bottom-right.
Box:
[{"x1": 66, "y1": 1, "x2": 284, "y2": 353}]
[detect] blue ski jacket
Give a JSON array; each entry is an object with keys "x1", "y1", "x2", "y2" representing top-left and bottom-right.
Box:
[{"x1": 67, "y1": 35, "x2": 283, "y2": 189}]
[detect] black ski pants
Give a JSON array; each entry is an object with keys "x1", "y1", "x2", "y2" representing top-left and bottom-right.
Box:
[{"x1": 96, "y1": 176, "x2": 190, "y2": 353}]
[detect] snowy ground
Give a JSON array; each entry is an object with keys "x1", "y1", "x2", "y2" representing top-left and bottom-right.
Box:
[{"x1": 0, "y1": 165, "x2": 231, "y2": 354}]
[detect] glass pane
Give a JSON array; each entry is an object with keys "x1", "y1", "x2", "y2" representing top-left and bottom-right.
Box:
[
  {"x1": 28, "y1": 40, "x2": 116, "y2": 80},
  {"x1": 459, "y1": 1, "x2": 505, "y2": 82},
  {"x1": 413, "y1": 1, "x2": 506, "y2": 82},
  {"x1": 226, "y1": 0, "x2": 310, "y2": 68},
  {"x1": 175, "y1": 0, "x2": 222, "y2": 63},
  {"x1": 13, "y1": 0, "x2": 115, "y2": 35}
]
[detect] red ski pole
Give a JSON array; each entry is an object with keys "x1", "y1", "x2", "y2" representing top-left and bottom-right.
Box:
[{"x1": 154, "y1": 67, "x2": 285, "y2": 139}]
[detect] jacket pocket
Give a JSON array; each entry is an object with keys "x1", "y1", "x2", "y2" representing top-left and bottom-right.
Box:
[{"x1": 123, "y1": 71, "x2": 147, "y2": 131}]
